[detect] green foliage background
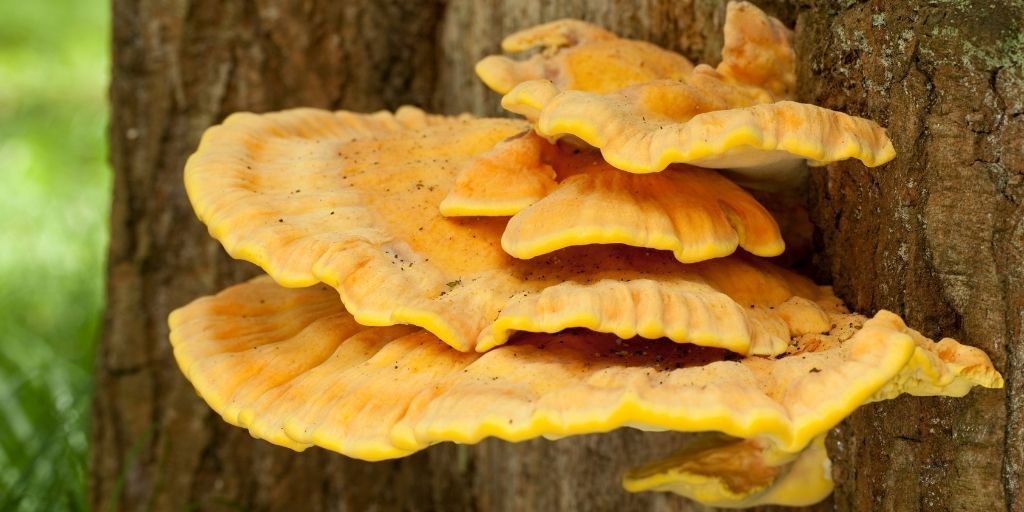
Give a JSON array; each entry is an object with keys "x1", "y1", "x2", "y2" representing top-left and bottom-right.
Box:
[{"x1": 0, "y1": 0, "x2": 110, "y2": 509}]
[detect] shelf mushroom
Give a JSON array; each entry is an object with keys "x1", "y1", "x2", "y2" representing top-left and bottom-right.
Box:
[
  {"x1": 173, "y1": 1, "x2": 1004, "y2": 508},
  {"x1": 169, "y1": 277, "x2": 1002, "y2": 507},
  {"x1": 502, "y1": 80, "x2": 896, "y2": 180},
  {"x1": 185, "y1": 106, "x2": 838, "y2": 357},
  {"x1": 715, "y1": 0, "x2": 797, "y2": 99},
  {"x1": 487, "y1": 2, "x2": 892, "y2": 190},
  {"x1": 474, "y1": 1, "x2": 794, "y2": 98},
  {"x1": 475, "y1": 18, "x2": 694, "y2": 94},
  {"x1": 444, "y1": 0, "x2": 890, "y2": 265}
]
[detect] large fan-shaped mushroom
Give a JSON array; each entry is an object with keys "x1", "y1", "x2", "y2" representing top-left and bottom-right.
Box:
[
  {"x1": 170, "y1": 278, "x2": 1002, "y2": 505},
  {"x1": 186, "y1": 107, "x2": 835, "y2": 356}
]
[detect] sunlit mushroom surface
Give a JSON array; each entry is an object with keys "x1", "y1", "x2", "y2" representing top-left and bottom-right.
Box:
[{"x1": 170, "y1": 278, "x2": 1002, "y2": 506}]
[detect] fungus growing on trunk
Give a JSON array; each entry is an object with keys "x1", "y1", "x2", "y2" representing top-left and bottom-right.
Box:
[{"x1": 173, "y1": 1, "x2": 1004, "y2": 508}]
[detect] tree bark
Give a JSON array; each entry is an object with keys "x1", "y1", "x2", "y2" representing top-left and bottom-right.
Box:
[{"x1": 93, "y1": 1, "x2": 1021, "y2": 511}]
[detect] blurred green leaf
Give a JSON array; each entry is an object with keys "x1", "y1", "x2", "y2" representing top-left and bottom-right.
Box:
[{"x1": 0, "y1": 0, "x2": 110, "y2": 509}]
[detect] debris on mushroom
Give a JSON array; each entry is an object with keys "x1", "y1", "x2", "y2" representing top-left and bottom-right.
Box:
[
  {"x1": 169, "y1": 278, "x2": 1002, "y2": 503},
  {"x1": 475, "y1": 19, "x2": 694, "y2": 95},
  {"x1": 186, "y1": 107, "x2": 835, "y2": 356}
]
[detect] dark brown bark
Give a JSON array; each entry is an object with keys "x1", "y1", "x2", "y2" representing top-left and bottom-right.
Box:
[
  {"x1": 93, "y1": 1, "x2": 1021, "y2": 510},
  {"x1": 799, "y1": 3, "x2": 1023, "y2": 510}
]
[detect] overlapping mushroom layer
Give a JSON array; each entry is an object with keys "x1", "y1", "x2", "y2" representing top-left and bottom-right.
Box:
[
  {"x1": 623, "y1": 434, "x2": 832, "y2": 507},
  {"x1": 440, "y1": 131, "x2": 786, "y2": 262},
  {"x1": 474, "y1": 1, "x2": 793, "y2": 98},
  {"x1": 502, "y1": 80, "x2": 896, "y2": 178},
  {"x1": 186, "y1": 106, "x2": 836, "y2": 356},
  {"x1": 170, "y1": 278, "x2": 1002, "y2": 506},
  {"x1": 475, "y1": 19, "x2": 694, "y2": 94}
]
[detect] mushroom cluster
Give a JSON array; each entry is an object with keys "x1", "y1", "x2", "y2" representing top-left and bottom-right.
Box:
[{"x1": 172, "y1": 2, "x2": 1003, "y2": 508}]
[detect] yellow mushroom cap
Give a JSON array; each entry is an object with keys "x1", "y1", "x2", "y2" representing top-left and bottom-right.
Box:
[
  {"x1": 502, "y1": 79, "x2": 897, "y2": 179},
  {"x1": 501, "y1": 163, "x2": 785, "y2": 262},
  {"x1": 477, "y1": 2, "x2": 795, "y2": 98},
  {"x1": 502, "y1": 69, "x2": 774, "y2": 125},
  {"x1": 475, "y1": 19, "x2": 694, "y2": 95},
  {"x1": 169, "y1": 278, "x2": 1002, "y2": 505},
  {"x1": 623, "y1": 434, "x2": 833, "y2": 508},
  {"x1": 185, "y1": 107, "x2": 836, "y2": 356},
  {"x1": 717, "y1": 1, "x2": 797, "y2": 99},
  {"x1": 439, "y1": 130, "x2": 563, "y2": 217},
  {"x1": 491, "y1": 5, "x2": 892, "y2": 187}
]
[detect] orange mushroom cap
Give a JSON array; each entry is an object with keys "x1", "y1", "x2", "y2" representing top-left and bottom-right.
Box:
[
  {"x1": 475, "y1": 19, "x2": 694, "y2": 95},
  {"x1": 717, "y1": 1, "x2": 797, "y2": 99},
  {"x1": 170, "y1": 278, "x2": 1002, "y2": 506},
  {"x1": 441, "y1": 131, "x2": 785, "y2": 263},
  {"x1": 185, "y1": 107, "x2": 837, "y2": 356},
  {"x1": 502, "y1": 79, "x2": 896, "y2": 183}
]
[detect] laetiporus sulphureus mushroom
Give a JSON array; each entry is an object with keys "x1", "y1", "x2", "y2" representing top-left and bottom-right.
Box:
[{"x1": 174, "y1": 1, "x2": 1003, "y2": 508}]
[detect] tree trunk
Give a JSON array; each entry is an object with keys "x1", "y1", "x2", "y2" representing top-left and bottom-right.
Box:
[{"x1": 92, "y1": 1, "x2": 1022, "y2": 510}]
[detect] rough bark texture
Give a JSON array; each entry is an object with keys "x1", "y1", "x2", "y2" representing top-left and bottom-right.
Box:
[
  {"x1": 93, "y1": 1, "x2": 1021, "y2": 511},
  {"x1": 799, "y1": 3, "x2": 1023, "y2": 510}
]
